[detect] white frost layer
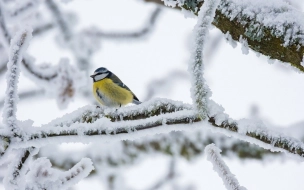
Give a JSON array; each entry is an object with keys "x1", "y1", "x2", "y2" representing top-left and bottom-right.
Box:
[
  {"x1": 26, "y1": 157, "x2": 94, "y2": 190},
  {"x1": 219, "y1": 0, "x2": 304, "y2": 46},
  {"x1": 2, "y1": 27, "x2": 32, "y2": 135},
  {"x1": 189, "y1": 0, "x2": 220, "y2": 119},
  {"x1": 5, "y1": 98, "x2": 304, "y2": 160},
  {"x1": 205, "y1": 144, "x2": 247, "y2": 190}
]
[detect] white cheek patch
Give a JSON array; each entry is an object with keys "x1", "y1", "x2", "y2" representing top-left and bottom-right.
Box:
[{"x1": 94, "y1": 73, "x2": 108, "y2": 81}]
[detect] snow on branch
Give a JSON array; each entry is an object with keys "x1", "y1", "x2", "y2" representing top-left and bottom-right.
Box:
[
  {"x1": 0, "y1": 98, "x2": 303, "y2": 160},
  {"x1": 205, "y1": 144, "x2": 247, "y2": 190},
  {"x1": 146, "y1": 0, "x2": 304, "y2": 72},
  {"x1": 189, "y1": 0, "x2": 219, "y2": 119},
  {"x1": 2, "y1": 27, "x2": 32, "y2": 135},
  {"x1": 3, "y1": 147, "x2": 37, "y2": 190},
  {"x1": 25, "y1": 157, "x2": 94, "y2": 190}
]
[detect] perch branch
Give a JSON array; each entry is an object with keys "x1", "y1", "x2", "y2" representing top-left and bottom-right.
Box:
[{"x1": 2, "y1": 99, "x2": 303, "y2": 160}]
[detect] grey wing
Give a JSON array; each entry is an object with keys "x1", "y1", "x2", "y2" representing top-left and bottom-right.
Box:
[{"x1": 110, "y1": 73, "x2": 140, "y2": 102}]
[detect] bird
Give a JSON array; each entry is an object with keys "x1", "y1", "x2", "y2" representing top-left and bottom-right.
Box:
[{"x1": 90, "y1": 67, "x2": 141, "y2": 108}]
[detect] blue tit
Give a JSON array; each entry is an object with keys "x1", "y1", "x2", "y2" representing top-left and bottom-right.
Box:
[{"x1": 90, "y1": 67, "x2": 141, "y2": 107}]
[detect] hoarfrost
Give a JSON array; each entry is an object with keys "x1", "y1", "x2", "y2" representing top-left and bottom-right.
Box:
[
  {"x1": 2, "y1": 27, "x2": 32, "y2": 135},
  {"x1": 225, "y1": 32, "x2": 237, "y2": 48},
  {"x1": 218, "y1": 0, "x2": 304, "y2": 46},
  {"x1": 26, "y1": 157, "x2": 94, "y2": 190},
  {"x1": 205, "y1": 144, "x2": 247, "y2": 190},
  {"x1": 239, "y1": 36, "x2": 249, "y2": 55},
  {"x1": 181, "y1": 8, "x2": 196, "y2": 19},
  {"x1": 301, "y1": 57, "x2": 304, "y2": 68},
  {"x1": 189, "y1": 0, "x2": 220, "y2": 119}
]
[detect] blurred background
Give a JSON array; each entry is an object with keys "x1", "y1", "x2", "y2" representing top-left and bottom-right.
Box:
[{"x1": 0, "y1": 0, "x2": 304, "y2": 189}]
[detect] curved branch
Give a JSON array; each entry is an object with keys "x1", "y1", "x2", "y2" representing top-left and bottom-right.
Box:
[
  {"x1": 87, "y1": 7, "x2": 162, "y2": 39},
  {"x1": 145, "y1": 0, "x2": 304, "y2": 72}
]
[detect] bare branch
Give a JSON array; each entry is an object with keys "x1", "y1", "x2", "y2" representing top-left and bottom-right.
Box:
[
  {"x1": 45, "y1": 0, "x2": 72, "y2": 41},
  {"x1": 147, "y1": 158, "x2": 177, "y2": 190},
  {"x1": 3, "y1": 147, "x2": 36, "y2": 190},
  {"x1": 0, "y1": 89, "x2": 44, "y2": 109},
  {"x1": 32, "y1": 22, "x2": 55, "y2": 36}
]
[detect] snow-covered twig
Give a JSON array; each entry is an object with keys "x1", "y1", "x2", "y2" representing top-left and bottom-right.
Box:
[
  {"x1": 2, "y1": 27, "x2": 32, "y2": 135},
  {"x1": 189, "y1": 0, "x2": 219, "y2": 119},
  {"x1": 0, "y1": 4, "x2": 58, "y2": 81},
  {"x1": 3, "y1": 147, "x2": 36, "y2": 190},
  {"x1": 0, "y1": 89, "x2": 44, "y2": 109},
  {"x1": 147, "y1": 0, "x2": 304, "y2": 72},
  {"x1": 25, "y1": 157, "x2": 94, "y2": 190},
  {"x1": 37, "y1": 131, "x2": 273, "y2": 174},
  {"x1": 205, "y1": 144, "x2": 247, "y2": 190},
  {"x1": 87, "y1": 7, "x2": 162, "y2": 39}
]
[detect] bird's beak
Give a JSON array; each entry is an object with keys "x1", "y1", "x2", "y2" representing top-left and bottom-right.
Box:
[{"x1": 90, "y1": 74, "x2": 95, "y2": 78}]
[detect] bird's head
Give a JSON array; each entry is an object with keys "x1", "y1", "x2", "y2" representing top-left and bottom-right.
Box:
[{"x1": 90, "y1": 67, "x2": 110, "y2": 82}]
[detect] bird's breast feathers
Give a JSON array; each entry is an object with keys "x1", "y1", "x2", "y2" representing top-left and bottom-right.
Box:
[{"x1": 93, "y1": 78, "x2": 133, "y2": 107}]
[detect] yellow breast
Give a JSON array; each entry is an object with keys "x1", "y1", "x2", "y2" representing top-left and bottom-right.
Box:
[{"x1": 93, "y1": 78, "x2": 133, "y2": 106}]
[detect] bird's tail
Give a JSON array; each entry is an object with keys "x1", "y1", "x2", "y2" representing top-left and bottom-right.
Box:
[{"x1": 132, "y1": 99, "x2": 142, "y2": 105}]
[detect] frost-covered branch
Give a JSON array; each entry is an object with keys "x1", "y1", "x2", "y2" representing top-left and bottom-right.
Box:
[
  {"x1": 37, "y1": 131, "x2": 273, "y2": 175},
  {"x1": 1, "y1": 99, "x2": 303, "y2": 159},
  {"x1": 146, "y1": 0, "x2": 304, "y2": 72},
  {"x1": 0, "y1": 3, "x2": 58, "y2": 81},
  {"x1": 25, "y1": 157, "x2": 94, "y2": 190},
  {"x1": 2, "y1": 28, "x2": 32, "y2": 135},
  {"x1": 205, "y1": 144, "x2": 246, "y2": 190},
  {"x1": 86, "y1": 7, "x2": 162, "y2": 39},
  {"x1": 189, "y1": 0, "x2": 219, "y2": 119},
  {"x1": 3, "y1": 147, "x2": 36, "y2": 190}
]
